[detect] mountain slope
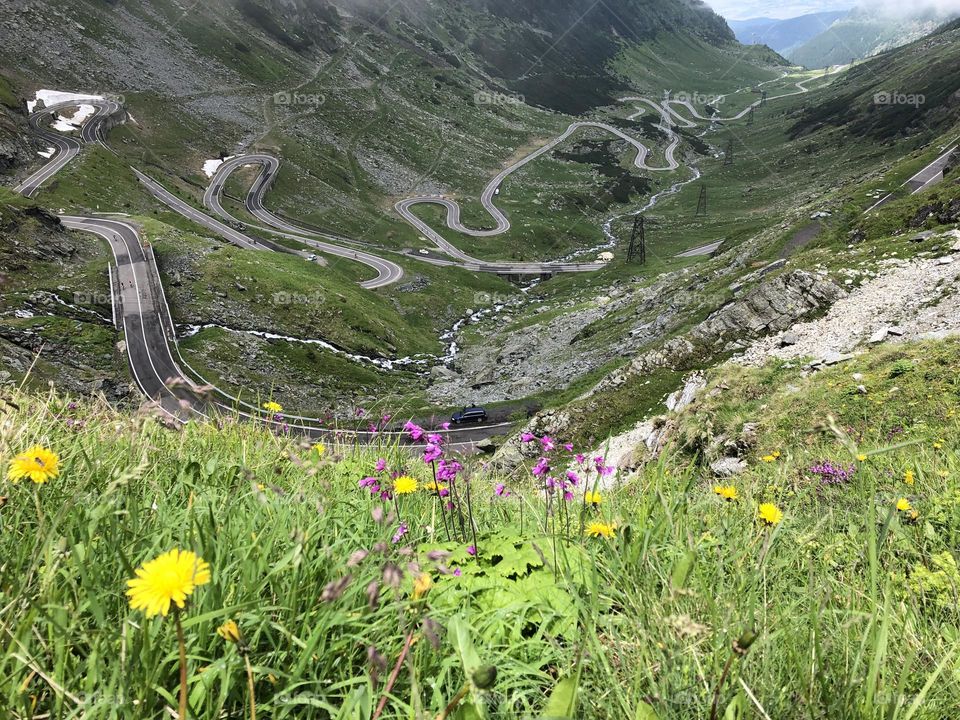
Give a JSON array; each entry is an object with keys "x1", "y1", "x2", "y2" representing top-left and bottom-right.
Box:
[
  {"x1": 787, "y1": 7, "x2": 959, "y2": 68},
  {"x1": 729, "y1": 11, "x2": 848, "y2": 55},
  {"x1": 789, "y1": 17, "x2": 960, "y2": 140}
]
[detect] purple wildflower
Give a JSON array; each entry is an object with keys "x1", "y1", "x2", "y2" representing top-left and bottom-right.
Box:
[
  {"x1": 375, "y1": 458, "x2": 387, "y2": 472},
  {"x1": 392, "y1": 522, "x2": 408, "y2": 544},
  {"x1": 540, "y1": 436, "x2": 556, "y2": 452},
  {"x1": 532, "y1": 457, "x2": 550, "y2": 477},
  {"x1": 521, "y1": 432, "x2": 537, "y2": 443},
  {"x1": 466, "y1": 545, "x2": 477, "y2": 556},
  {"x1": 594, "y1": 456, "x2": 614, "y2": 477},
  {"x1": 437, "y1": 458, "x2": 462, "y2": 481},
  {"x1": 404, "y1": 420, "x2": 425, "y2": 441},
  {"x1": 809, "y1": 460, "x2": 856, "y2": 486},
  {"x1": 423, "y1": 443, "x2": 443, "y2": 463}
]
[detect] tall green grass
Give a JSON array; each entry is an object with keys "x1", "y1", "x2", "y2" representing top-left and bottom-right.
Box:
[{"x1": 1, "y1": 338, "x2": 959, "y2": 718}]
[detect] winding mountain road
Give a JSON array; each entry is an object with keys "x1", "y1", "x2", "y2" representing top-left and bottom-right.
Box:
[
  {"x1": 201, "y1": 154, "x2": 404, "y2": 288},
  {"x1": 195, "y1": 71, "x2": 848, "y2": 278},
  {"x1": 12, "y1": 101, "x2": 510, "y2": 444},
  {"x1": 8, "y1": 69, "x2": 860, "y2": 442}
]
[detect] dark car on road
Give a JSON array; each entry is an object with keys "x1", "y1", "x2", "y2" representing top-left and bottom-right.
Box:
[{"x1": 451, "y1": 406, "x2": 488, "y2": 424}]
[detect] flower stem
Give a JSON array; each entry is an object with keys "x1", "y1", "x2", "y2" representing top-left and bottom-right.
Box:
[
  {"x1": 174, "y1": 608, "x2": 188, "y2": 720},
  {"x1": 709, "y1": 654, "x2": 736, "y2": 720},
  {"x1": 436, "y1": 683, "x2": 470, "y2": 720},
  {"x1": 465, "y1": 477, "x2": 479, "y2": 561},
  {"x1": 431, "y1": 460, "x2": 452, "y2": 542},
  {"x1": 243, "y1": 652, "x2": 257, "y2": 720},
  {"x1": 372, "y1": 630, "x2": 415, "y2": 720}
]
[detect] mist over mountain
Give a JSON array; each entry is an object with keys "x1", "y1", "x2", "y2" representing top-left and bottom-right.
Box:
[
  {"x1": 787, "y1": 2, "x2": 960, "y2": 67},
  {"x1": 729, "y1": 10, "x2": 849, "y2": 53}
]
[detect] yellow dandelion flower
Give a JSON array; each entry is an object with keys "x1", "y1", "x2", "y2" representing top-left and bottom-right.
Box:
[
  {"x1": 423, "y1": 480, "x2": 447, "y2": 493},
  {"x1": 412, "y1": 573, "x2": 433, "y2": 599},
  {"x1": 937, "y1": 470, "x2": 949, "y2": 479},
  {"x1": 772, "y1": 451, "x2": 781, "y2": 458},
  {"x1": 933, "y1": 441, "x2": 943, "y2": 450},
  {"x1": 263, "y1": 401, "x2": 283, "y2": 413},
  {"x1": 312, "y1": 442, "x2": 326, "y2": 457},
  {"x1": 904, "y1": 470, "x2": 915, "y2": 486},
  {"x1": 585, "y1": 521, "x2": 616, "y2": 539},
  {"x1": 856, "y1": 454, "x2": 867, "y2": 462},
  {"x1": 761, "y1": 455, "x2": 777, "y2": 463},
  {"x1": 584, "y1": 490, "x2": 603, "y2": 505},
  {"x1": 393, "y1": 476, "x2": 418, "y2": 495},
  {"x1": 757, "y1": 503, "x2": 783, "y2": 526},
  {"x1": 713, "y1": 485, "x2": 738, "y2": 501},
  {"x1": 7, "y1": 446, "x2": 60, "y2": 484},
  {"x1": 895, "y1": 497, "x2": 912, "y2": 512},
  {"x1": 217, "y1": 619, "x2": 242, "y2": 645},
  {"x1": 126, "y1": 549, "x2": 211, "y2": 618}
]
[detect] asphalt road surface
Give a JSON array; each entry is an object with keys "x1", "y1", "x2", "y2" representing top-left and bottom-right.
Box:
[
  {"x1": 206, "y1": 153, "x2": 605, "y2": 277},
  {"x1": 865, "y1": 144, "x2": 958, "y2": 213},
  {"x1": 59, "y1": 216, "x2": 510, "y2": 446}
]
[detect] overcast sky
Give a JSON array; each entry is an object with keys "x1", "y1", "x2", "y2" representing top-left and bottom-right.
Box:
[{"x1": 706, "y1": 0, "x2": 960, "y2": 20}]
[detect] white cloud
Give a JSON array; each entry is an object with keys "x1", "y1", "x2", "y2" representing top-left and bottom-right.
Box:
[
  {"x1": 706, "y1": 1, "x2": 853, "y2": 20},
  {"x1": 707, "y1": 0, "x2": 960, "y2": 20},
  {"x1": 855, "y1": 0, "x2": 960, "y2": 16}
]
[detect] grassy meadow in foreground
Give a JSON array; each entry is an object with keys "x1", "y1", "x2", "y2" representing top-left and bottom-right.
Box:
[{"x1": 1, "y1": 339, "x2": 959, "y2": 718}]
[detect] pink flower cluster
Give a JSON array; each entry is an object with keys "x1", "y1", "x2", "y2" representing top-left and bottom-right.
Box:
[{"x1": 522, "y1": 432, "x2": 612, "y2": 503}]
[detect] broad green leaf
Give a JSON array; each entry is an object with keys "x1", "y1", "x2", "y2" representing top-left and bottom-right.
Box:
[
  {"x1": 723, "y1": 690, "x2": 746, "y2": 720},
  {"x1": 671, "y1": 550, "x2": 696, "y2": 591},
  {"x1": 539, "y1": 677, "x2": 579, "y2": 719},
  {"x1": 634, "y1": 700, "x2": 660, "y2": 720}
]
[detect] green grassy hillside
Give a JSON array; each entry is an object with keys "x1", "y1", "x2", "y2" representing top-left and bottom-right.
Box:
[{"x1": 1, "y1": 336, "x2": 958, "y2": 717}]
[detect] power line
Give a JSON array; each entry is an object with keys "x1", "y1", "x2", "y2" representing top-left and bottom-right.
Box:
[
  {"x1": 627, "y1": 214, "x2": 645, "y2": 264},
  {"x1": 724, "y1": 138, "x2": 734, "y2": 166},
  {"x1": 696, "y1": 184, "x2": 707, "y2": 216}
]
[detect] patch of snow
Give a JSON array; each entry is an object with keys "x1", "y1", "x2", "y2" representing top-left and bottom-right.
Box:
[
  {"x1": 203, "y1": 156, "x2": 234, "y2": 178},
  {"x1": 51, "y1": 117, "x2": 77, "y2": 132},
  {"x1": 69, "y1": 104, "x2": 96, "y2": 125},
  {"x1": 50, "y1": 104, "x2": 96, "y2": 133},
  {"x1": 38, "y1": 147, "x2": 56, "y2": 159},
  {"x1": 33, "y1": 89, "x2": 104, "y2": 109}
]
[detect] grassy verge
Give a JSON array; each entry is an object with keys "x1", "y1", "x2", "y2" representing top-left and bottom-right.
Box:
[{"x1": 2, "y1": 338, "x2": 958, "y2": 717}]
